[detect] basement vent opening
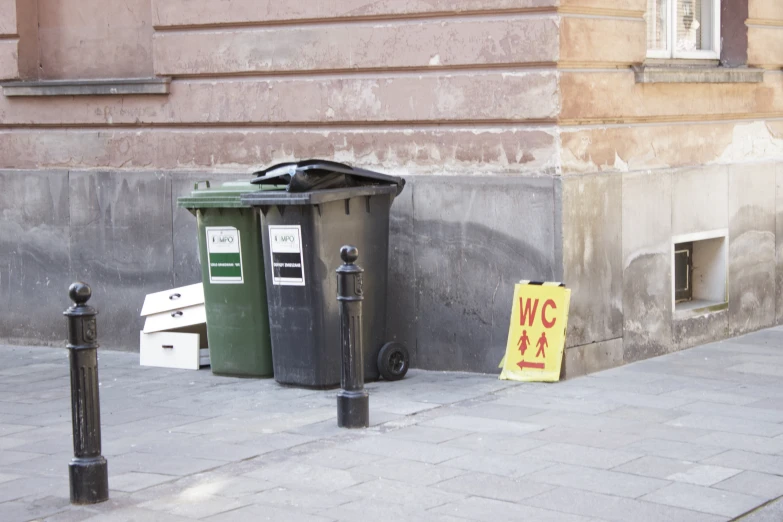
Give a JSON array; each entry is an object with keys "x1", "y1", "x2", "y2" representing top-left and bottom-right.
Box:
[{"x1": 672, "y1": 231, "x2": 728, "y2": 316}]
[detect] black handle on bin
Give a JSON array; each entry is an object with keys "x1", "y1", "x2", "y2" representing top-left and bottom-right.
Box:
[
  {"x1": 193, "y1": 180, "x2": 211, "y2": 190},
  {"x1": 171, "y1": 311, "x2": 183, "y2": 318}
]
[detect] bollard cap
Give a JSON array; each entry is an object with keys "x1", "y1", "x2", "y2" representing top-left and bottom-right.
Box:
[
  {"x1": 340, "y1": 245, "x2": 359, "y2": 264},
  {"x1": 69, "y1": 282, "x2": 92, "y2": 306},
  {"x1": 64, "y1": 282, "x2": 97, "y2": 319}
]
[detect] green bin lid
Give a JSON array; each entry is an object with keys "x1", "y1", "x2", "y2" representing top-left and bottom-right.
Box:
[{"x1": 177, "y1": 180, "x2": 284, "y2": 209}]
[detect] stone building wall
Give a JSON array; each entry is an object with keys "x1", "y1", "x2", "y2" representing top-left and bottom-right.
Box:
[
  {"x1": 1, "y1": 0, "x2": 781, "y2": 377},
  {"x1": 558, "y1": 0, "x2": 783, "y2": 375}
]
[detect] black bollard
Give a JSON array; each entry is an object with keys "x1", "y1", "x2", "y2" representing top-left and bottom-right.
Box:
[
  {"x1": 336, "y1": 246, "x2": 369, "y2": 428},
  {"x1": 64, "y1": 282, "x2": 109, "y2": 505}
]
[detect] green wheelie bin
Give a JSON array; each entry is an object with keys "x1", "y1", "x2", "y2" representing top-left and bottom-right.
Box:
[{"x1": 178, "y1": 181, "x2": 278, "y2": 377}]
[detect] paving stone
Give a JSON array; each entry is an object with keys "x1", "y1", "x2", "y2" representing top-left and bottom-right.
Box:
[
  {"x1": 604, "y1": 406, "x2": 686, "y2": 423},
  {"x1": 110, "y1": 472, "x2": 179, "y2": 493},
  {"x1": 614, "y1": 455, "x2": 743, "y2": 489},
  {"x1": 284, "y1": 418, "x2": 356, "y2": 438},
  {"x1": 679, "y1": 402, "x2": 783, "y2": 424},
  {"x1": 492, "y1": 395, "x2": 619, "y2": 415},
  {"x1": 0, "y1": 475, "x2": 68, "y2": 503},
  {"x1": 101, "y1": 407, "x2": 182, "y2": 426},
  {"x1": 321, "y1": 499, "x2": 465, "y2": 522},
  {"x1": 440, "y1": 433, "x2": 548, "y2": 455},
  {"x1": 520, "y1": 442, "x2": 642, "y2": 469},
  {"x1": 614, "y1": 456, "x2": 697, "y2": 479},
  {"x1": 713, "y1": 471, "x2": 783, "y2": 500},
  {"x1": 735, "y1": 496, "x2": 783, "y2": 522},
  {"x1": 703, "y1": 450, "x2": 783, "y2": 475},
  {"x1": 522, "y1": 410, "x2": 646, "y2": 433},
  {"x1": 633, "y1": 424, "x2": 713, "y2": 443},
  {"x1": 420, "y1": 415, "x2": 545, "y2": 436},
  {"x1": 0, "y1": 437, "x2": 28, "y2": 450},
  {"x1": 592, "y1": 390, "x2": 695, "y2": 410},
  {"x1": 11, "y1": 435, "x2": 75, "y2": 455},
  {"x1": 248, "y1": 486, "x2": 355, "y2": 511},
  {"x1": 641, "y1": 482, "x2": 765, "y2": 517},
  {"x1": 527, "y1": 463, "x2": 670, "y2": 498},
  {"x1": 667, "y1": 414, "x2": 783, "y2": 437},
  {"x1": 108, "y1": 452, "x2": 225, "y2": 476},
  {"x1": 412, "y1": 389, "x2": 495, "y2": 405},
  {"x1": 431, "y1": 495, "x2": 599, "y2": 522},
  {"x1": 338, "y1": 434, "x2": 468, "y2": 464},
  {"x1": 368, "y1": 399, "x2": 440, "y2": 416},
  {"x1": 229, "y1": 431, "x2": 316, "y2": 449},
  {"x1": 500, "y1": 380, "x2": 602, "y2": 399},
  {"x1": 243, "y1": 462, "x2": 367, "y2": 492},
  {"x1": 0, "y1": 495, "x2": 73, "y2": 522},
  {"x1": 0, "y1": 413, "x2": 40, "y2": 426},
  {"x1": 112, "y1": 413, "x2": 210, "y2": 432},
  {"x1": 384, "y1": 425, "x2": 469, "y2": 444},
  {"x1": 747, "y1": 397, "x2": 783, "y2": 411},
  {"x1": 693, "y1": 431, "x2": 783, "y2": 455},
  {"x1": 295, "y1": 447, "x2": 385, "y2": 470},
  {"x1": 446, "y1": 402, "x2": 544, "y2": 422},
  {"x1": 5, "y1": 422, "x2": 75, "y2": 444},
  {"x1": 140, "y1": 492, "x2": 249, "y2": 519},
  {"x1": 131, "y1": 438, "x2": 268, "y2": 463},
  {"x1": 441, "y1": 451, "x2": 554, "y2": 478},
  {"x1": 103, "y1": 432, "x2": 201, "y2": 457},
  {"x1": 729, "y1": 363, "x2": 783, "y2": 378},
  {"x1": 622, "y1": 438, "x2": 727, "y2": 461},
  {"x1": 579, "y1": 376, "x2": 690, "y2": 395},
  {"x1": 185, "y1": 475, "x2": 276, "y2": 500},
  {"x1": 527, "y1": 425, "x2": 646, "y2": 449},
  {"x1": 81, "y1": 506, "x2": 198, "y2": 521},
  {"x1": 38, "y1": 506, "x2": 98, "y2": 522},
  {"x1": 357, "y1": 457, "x2": 466, "y2": 486},
  {"x1": 661, "y1": 388, "x2": 759, "y2": 406},
  {"x1": 0, "y1": 472, "x2": 22, "y2": 484},
  {"x1": 435, "y1": 472, "x2": 556, "y2": 502},
  {"x1": 523, "y1": 486, "x2": 727, "y2": 522},
  {"x1": 0, "y1": 449, "x2": 46, "y2": 465},
  {"x1": 3, "y1": 454, "x2": 68, "y2": 478},
  {"x1": 666, "y1": 465, "x2": 741, "y2": 486},
  {"x1": 336, "y1": 478, "x2": 461, "y2": 510}
]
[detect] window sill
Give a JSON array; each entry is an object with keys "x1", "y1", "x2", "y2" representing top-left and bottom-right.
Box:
[
  {"x1": 633, "y1": 65, "x2": 764, "y2": 84},
  {"x1": 1, "y1": 77, "x2": 171, "y2": 97},
  {"x1": 674, "y1": 299, "x2": 728, "y2": 320}
]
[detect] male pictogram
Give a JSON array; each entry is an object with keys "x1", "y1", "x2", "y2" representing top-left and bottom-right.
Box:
[
  {"x1": 536, "y1": 332, "x2": 548, "y2": 358},
  {"x1": 517, "y1": 330, "x2": 530, "y2": 356}
]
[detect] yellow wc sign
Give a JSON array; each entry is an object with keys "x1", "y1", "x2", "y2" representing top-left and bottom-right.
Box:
[{"x1": 499, "y1": 281, "x2": 571, "y2": 382}]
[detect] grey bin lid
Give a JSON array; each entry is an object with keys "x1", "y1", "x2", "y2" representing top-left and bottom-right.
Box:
[
  {"x1": 240, "y1": 184, "x2": 398, "y2": 206},
  {"x1": 250, "y1": 159, "x2": 405, "y2": 196}
]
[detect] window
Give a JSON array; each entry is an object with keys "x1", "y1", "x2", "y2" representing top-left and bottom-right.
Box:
[{"x1": 646, "y1": 0, "x2": 721, "y2": 59}]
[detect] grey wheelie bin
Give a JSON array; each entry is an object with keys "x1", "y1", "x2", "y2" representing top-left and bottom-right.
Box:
[{"x1": 241, "y1": 160, "x2": 409, "y2": 388}]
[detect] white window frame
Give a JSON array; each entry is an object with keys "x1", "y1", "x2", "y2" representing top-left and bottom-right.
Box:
[{"x1": 647, "y1": 0, "x2": 721, "y2": 60}]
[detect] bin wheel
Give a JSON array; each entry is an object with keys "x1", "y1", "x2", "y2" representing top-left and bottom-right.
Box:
[{"x1": 377, "y1": 342, "x2": 409, "y2": 381}]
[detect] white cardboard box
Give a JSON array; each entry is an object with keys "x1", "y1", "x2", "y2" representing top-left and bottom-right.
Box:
[{"x1": 139, "y1": 283, "x2": 209, "y2": 370}]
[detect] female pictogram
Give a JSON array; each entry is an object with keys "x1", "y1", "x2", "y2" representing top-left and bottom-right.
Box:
[{"x1": 517, "y1": 330, "x2": 530, "y2": 356}]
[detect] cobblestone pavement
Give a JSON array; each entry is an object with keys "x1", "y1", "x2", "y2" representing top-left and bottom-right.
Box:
[{"x1": 1, "y1": 326, "x2": 782, "y2": 521}]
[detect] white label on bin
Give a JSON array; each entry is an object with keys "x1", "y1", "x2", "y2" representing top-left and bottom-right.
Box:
[
  {"x1": 269, "y1": 225, "x2": 306, "y2": 286},
  {"x1": 206, "y1": 227, "x2": 244, "y2": 284}
]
